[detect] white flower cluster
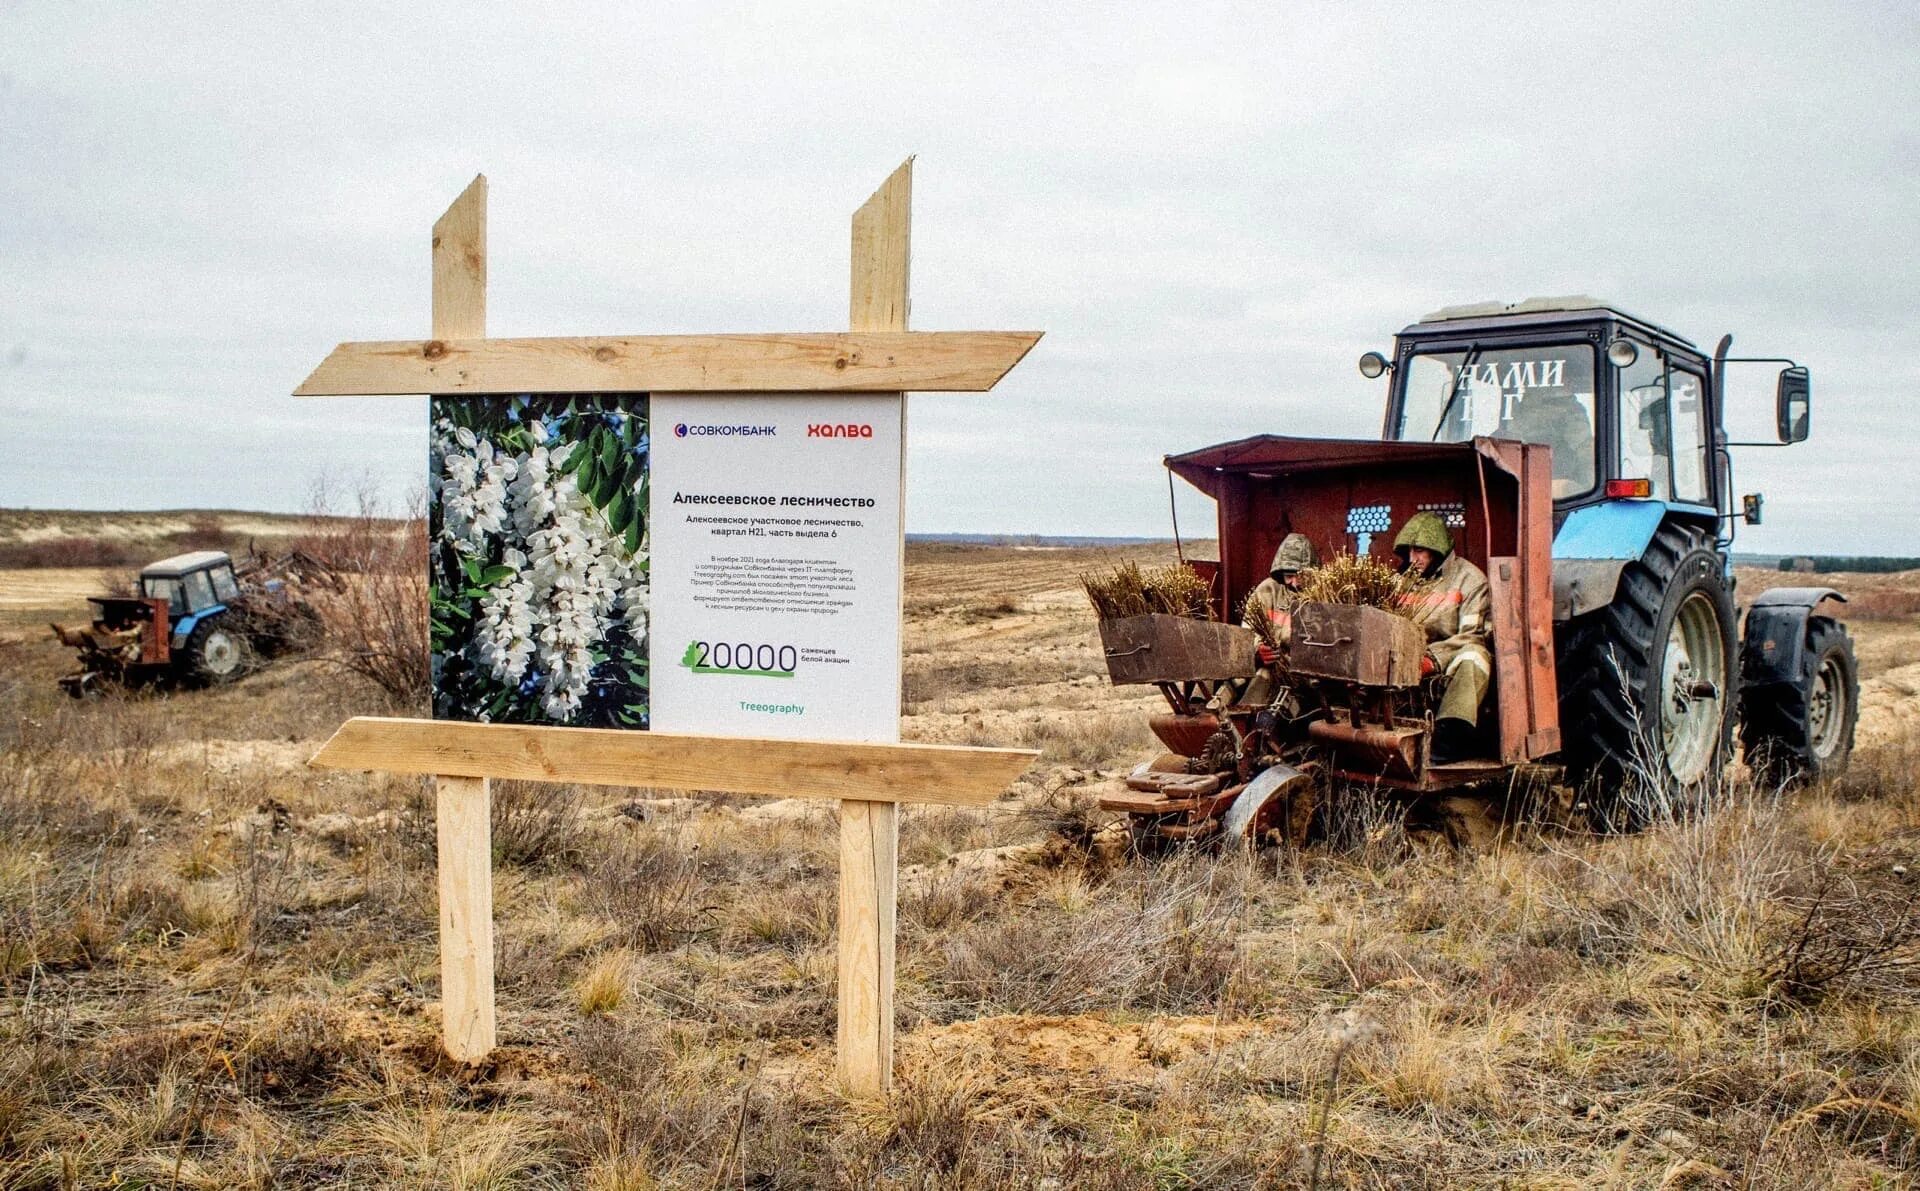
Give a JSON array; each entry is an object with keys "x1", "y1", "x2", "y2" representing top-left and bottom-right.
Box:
[{"x1": 433, "y1": 416, "x2": 649, "y2": 721}]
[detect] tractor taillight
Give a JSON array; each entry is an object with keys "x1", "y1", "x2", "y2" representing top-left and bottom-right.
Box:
[{"x1": 1606, "y1": 479, "x2": 1653, "y2": 499}]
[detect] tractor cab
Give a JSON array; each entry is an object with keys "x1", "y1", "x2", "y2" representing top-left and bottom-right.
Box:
[
  {"x1": 1366, "y1": 296, "x2": 1812, "y2": 532},
  {"x1": 139, "y1": 551, "x2": 241, "y2": 620}
]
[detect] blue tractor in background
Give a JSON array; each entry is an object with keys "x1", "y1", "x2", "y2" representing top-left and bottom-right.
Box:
[
  {"x1": 1364, "y1": 297, "x2": 1856, "y2": 820},
  {"x1": 53, "y1": 550, "x2": 326, "y2": 696}
]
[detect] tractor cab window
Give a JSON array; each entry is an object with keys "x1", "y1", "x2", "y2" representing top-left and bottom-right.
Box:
[
  {"x1": 1396, "y1": 344, "x2": 1596, "y2": 498},
  {"x1": 210, "y1": 565, "x2": 240, "y2": 603},
  {"x1": 183, "y1": 569, "x2": 217, "y2": 613},
  {"x1": 142, "y1": 576, "x2": 186, "y2": 614},
  {"x1": 1669, "y1": 368, "x2": 1710, "y2": 504},
  {"x1": 1617, "y1": 348, "x2": 1712, "y2": 505}
]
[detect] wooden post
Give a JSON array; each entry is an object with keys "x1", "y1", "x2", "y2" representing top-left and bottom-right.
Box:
[
  {"x1": 434, "y1": 774, "x2": 496, "y2": 1060},
  {"x1": 837, "y1": 158, "x2": 911, "y2": 1097},
  {"x1": 432, "y1": 174, "x2": 496, "y2": 1063}
]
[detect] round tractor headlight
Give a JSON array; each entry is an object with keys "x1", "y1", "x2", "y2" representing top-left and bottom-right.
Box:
[
  {"x1": 1607, "y1": 337, "x2": 1640, "y2": 368},
  {"x1": 1358, "y1": 351, "x2": 1390, "y2": 379}
]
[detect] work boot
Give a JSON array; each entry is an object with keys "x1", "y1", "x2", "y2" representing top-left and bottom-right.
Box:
[{"x1": 1429, "y1": 717, "x2": 1475, "y2": 766}]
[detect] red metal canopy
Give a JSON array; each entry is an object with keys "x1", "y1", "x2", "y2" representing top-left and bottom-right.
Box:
[{"x1": 1164, "y1": 434, "x2": 1527, "y2": 499}]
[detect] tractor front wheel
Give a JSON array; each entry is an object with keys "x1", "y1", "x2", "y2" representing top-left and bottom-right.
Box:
[
  {"x1": 182, "y1": 618, "x2": 247, "y2": 685},
  {"x1": 1741, "y1": 617, "x2": 1858, "y2": 787},
  {"x1": 1557, "y1": 521, "x2": 1736, "y2": 830}
]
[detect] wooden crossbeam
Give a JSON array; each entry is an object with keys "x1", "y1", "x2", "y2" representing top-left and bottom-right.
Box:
[
  {"x1": 308, "y1": 716, "x2": 1036, "y2": 807},
  {"x1": 293, "y1": 330, "x2": 1040, "y2": 396}
]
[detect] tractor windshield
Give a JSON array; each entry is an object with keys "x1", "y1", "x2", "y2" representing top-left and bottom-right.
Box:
[
  {"x1": 141, "y1": 576, "x2": 186, "y2": 615},
  {"x1": 1395, "y1": 344, "x2": 1597, "y2": 498}
]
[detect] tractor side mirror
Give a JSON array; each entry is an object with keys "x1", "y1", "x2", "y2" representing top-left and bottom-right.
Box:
[
  {"x1": 1742, "y1": 493, "x2": 1764, "y2": 525},
  {"x1": 1776, "y1": 366, "x2": 1811, "y2": 443}
]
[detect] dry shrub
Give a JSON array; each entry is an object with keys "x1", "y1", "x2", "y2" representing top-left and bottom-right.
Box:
[
  {"x1": 1547, "y1": 787, "x2": 1920, "y2": 1004},
  {"x1": 1294, "y1": 552, "x2": 1424, "y2": 614},
  {"x1": 491, "y1": 780, "x2": 585, "y2": 869},
  {"x1": 1757, "y1": 843, "x2": 1920, "y2": 1002},
  {"x1": 1081, "y1": 560, "x2": 1212, "y2": 620},
  {"x1": 583, "y1": 832, "x2": 705, "y2": 952},
  {"x1": 1017, "y1": 710, "x2": 1151, "y2": 768},
  {"x1": 399, "y1": 778, "x2": 585, "y2": 871},
  {"x1": 0, "y1": 537, "x2": 147, "y2": 568},
  {"x1": 294, "y1": 478, "x2": 428, "y2": 710},
  {"x1": 925, "y1": 853, "x2": 1250, "y2": 1019}
]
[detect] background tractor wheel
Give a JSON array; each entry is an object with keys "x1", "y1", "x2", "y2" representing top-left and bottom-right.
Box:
[
  {"x1": 1741, "y1": 617, "x2": 1858, "y2": 787},
  {"x1": 182, "y1": 618, "x2": 247, "y2": 686},
  {"x1": 1557, "y1": 522, "x2": 1736, "y2": 830}
]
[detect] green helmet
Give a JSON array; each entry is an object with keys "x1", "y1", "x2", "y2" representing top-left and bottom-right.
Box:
[
  {"x1": 1269, "y1": 532, "x2": 1316, "y2": 576},
  {"x1": 1392, "y1": 511, "x2": 1453, "y2": 561}
]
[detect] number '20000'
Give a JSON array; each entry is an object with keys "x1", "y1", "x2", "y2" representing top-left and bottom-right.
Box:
[{"x1": 690, "y1": 641, "x2": 798, "y2": 674}]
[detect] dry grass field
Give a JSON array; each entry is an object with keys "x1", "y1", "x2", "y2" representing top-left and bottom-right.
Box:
[{"x1": 4, "y1": 530, "x2": 1920, "y2": 1188}]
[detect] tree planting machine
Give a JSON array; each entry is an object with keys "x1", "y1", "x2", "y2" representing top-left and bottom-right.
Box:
[{"x1": 1097, "y1": 298, "x2": 1857, "y2": 846}]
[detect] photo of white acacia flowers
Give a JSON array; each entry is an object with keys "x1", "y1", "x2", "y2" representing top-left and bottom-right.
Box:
[{"x1": 429, "y1": 394, "x2": 650, "y2": 728}]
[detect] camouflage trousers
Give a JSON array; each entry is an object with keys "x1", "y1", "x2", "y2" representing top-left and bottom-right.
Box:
[{"x1": 1436, "y1": 642, "x2": 1492, "y2": 726}]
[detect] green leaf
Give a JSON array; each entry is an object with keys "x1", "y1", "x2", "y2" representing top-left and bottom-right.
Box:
[
  {"x1": 600, "y1": 428, "x2": 620, "y2": 472},
  {"x1": 478, "y1": 564, "x2": 517, "y2": 586},
  {"x1": 624, "y1": 519, "x2": 642, "y2": 556},
  {"x1": 606, "y1": 489, "x2": 629, "y2": 531}
]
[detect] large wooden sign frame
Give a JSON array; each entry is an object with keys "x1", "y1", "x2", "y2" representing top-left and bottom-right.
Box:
[{"x1": 300, "y1": 163, "x2": 1040, "y2": 1097}]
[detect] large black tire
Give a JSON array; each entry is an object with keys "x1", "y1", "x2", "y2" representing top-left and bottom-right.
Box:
[
  {"x1": 1740, "y1": 617, "x2": 1858, "y2": 787},
  {"x1": 181, "y1": 616, "x2": 247, "y2": 685},
  {"x1": 1557, "y1": 521, "x2": 1736, "y2": 830}
]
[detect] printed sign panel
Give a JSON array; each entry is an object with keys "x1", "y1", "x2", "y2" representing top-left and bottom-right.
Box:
[
  {"x1": 649, "y1": 393, "x2": 903, "y2": 744},
  {"x1": 430, "y1": 392, "x2": 903, "y2": 745}
]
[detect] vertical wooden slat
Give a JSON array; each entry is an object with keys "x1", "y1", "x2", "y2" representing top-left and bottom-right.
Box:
[
  {"x1": 432, "y1": 174, "x2": 495, "y2": 1062},
  {"x1": 434, "y1": 774, "x2": 496, "y2": 1061},
  {"x1": 432, "y1": 175, "x2": 487, "y2": 340},
  {"x1": 837, "y1": 158, "x2": 911, "y2": 1098}
]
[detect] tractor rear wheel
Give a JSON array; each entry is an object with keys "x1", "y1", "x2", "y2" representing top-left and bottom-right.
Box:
[
  {"x1": 182, "y1": 617, "x2": 247, "y2": 685},
  {"x1": 1557, "y1": 521, "x2": 1736, "y2": 830},
  {"x1": 1740, "y1": 617, "x2": 1857, "y2": 787}
]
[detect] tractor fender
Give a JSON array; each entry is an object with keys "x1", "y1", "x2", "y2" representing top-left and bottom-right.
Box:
[
  {"x1": 169, "y1": 604, "x2": 228, "y2": 651},
  {"x1": 1742, "y1": 587, "x2": 1847, "y2": 688},
  {"x1": 1220, "y1": 762, "x2": 1313, "y2": 846},
  {"x1": 1551, "y1": 503, "x2": 1709, "y2": 620}
]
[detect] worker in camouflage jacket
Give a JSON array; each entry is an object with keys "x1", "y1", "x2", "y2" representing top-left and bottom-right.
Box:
[
  {"x1": 1392, "y1": 511, "x2": 1492, "y2": 765},
  {"x1": 1213, "y1": 532, "x2": 1317, "y2": 710}
]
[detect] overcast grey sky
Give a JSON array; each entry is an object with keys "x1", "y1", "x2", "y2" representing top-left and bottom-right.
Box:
[{"x1": 2, "y1": 2, "x2": 1914, "y2": 552}]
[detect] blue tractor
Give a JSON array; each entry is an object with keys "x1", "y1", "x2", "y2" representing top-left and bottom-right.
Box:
[
  {"x1": 1364, "y1": 297, "x2": 1854, "y2": 818},
  {"x1": 1099, "y1": 297, "x2": 1856, "y2": 846},
  {"x1": 53, "y1": 550, "x2": 324, "y2": 696}
]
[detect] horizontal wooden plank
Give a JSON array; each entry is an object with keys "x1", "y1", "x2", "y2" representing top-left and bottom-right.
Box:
[
  {"x1": 308, "y1": 716, "x2": 1037, "y2": 807},
  {"x1": 293, "y1": 331, "x2": 1041, "y2": 396}
]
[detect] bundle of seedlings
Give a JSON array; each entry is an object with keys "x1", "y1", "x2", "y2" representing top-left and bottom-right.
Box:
[
  {"x1": 1241, "y1": 590, "x2": 1286, "y2": 653},
  {"x1": 1295, "y1": 553, "x2": 1428, "y2": 619},
  {"x1": 1081, "y1": 560, "x2": 1214, "y2": 621}
]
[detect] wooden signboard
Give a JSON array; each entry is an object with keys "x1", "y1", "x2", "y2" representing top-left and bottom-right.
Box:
[{"x1": 299, "y1": 163, "x2": 1041, "y2": 1096}]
